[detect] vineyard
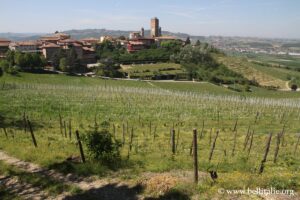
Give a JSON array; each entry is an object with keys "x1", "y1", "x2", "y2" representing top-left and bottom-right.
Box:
[{"x1": 0, "y1": 73, "x2": 300, "y2": 199}]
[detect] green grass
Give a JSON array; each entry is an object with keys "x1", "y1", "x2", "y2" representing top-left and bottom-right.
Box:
[{"x1": 0, "y1": 72, "x2": 300, "y2": 198}]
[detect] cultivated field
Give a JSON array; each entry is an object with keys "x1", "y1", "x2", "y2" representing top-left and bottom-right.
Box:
[{"x1": 0, "y1": 73, "x2": 300, "y2": 199}]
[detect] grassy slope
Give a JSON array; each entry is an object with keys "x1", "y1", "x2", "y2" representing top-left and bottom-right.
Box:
[{"x1": 217, "y1": 55, "x2": 287, "y2": 89}]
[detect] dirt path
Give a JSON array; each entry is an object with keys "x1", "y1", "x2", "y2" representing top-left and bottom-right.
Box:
[
  {"x1": 0, "y1": 151, "x2": 143, "y2": 199},
  {"x1": 0, "y1": 175, "x2": 54, "y2": 200}
]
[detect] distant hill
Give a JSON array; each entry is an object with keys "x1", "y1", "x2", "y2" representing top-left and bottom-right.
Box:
[
  {"x1": 0, "y1": 32, "x2": 46, "y2": 41},
  {"x1": 0, "y1": 29, "x2": 192, "y2": 41}
]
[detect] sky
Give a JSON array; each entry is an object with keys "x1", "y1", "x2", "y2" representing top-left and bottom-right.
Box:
[{"x1": 0, "y1": 0, "x2": 299, "y2": 38}]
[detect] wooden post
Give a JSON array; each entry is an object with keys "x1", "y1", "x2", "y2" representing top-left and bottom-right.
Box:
[
  {"x1": 209, "y1": 130, "x2": 219, "y2": 162},
  {"x1": 247, "y1": 130, "x2": 254, "y2": 159},
  {"x1": 2, "y1": 128, "x2": 8, "y2": 139},
  {"x1": 59, "y1": 113, "x2": 63, "y2": 136},
  {"x1": 231, "y1": 128, "x2": 238, "y2": 157},
  {"x1": 23, "y1": 112, "x2": 27, "y2": 133},
  {"x1": 176, "y1": 126, "x2": 180, "y2": 150},
  {"x1": 122, "y1": 123, "x2": 125, "y2": 145},
  {"x1": 273, "y1": 132, "x2": 281, "y2": 163},
  {"x1": 233, "y1": 118, "x2": 238, "y2": 132},
  {"x1": 259, "y1": 133, "x2": 273, "y2": 174},
  {"x1": 254, "y1": 112, "x2": 259, "y2": 124},
  {"x1": 153, "y1": 126, "x2": 157, "y2": 140},
  {"x1": 129, "y1": 127, "x2": 134, "y2": 152},
  {"x1": 68, "y1": 119, "x2": 72, "y2": 139},
  {"x1": 64, "y1": 121, "x2": 67, "y2": 138},
  {"x1": 193, "y1": 129, "x2": 198, "y2": 183},
  {"x1": 243, "y1": 125, "x2": 251, "y2": 151},
  {"x1": 75, "y1": 130, "x2": 85, "y2": 163},
  {"x1": 171, "y1": 129, "x2": 176, "y2": 154},
  {"x1": 27, "y1": 120, "x2": 37, "y2": 148}
]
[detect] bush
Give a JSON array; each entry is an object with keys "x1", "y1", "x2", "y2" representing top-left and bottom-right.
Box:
[
  {"x1": 291, "y1": 84, "x2": 298, "y2": 91},
  {"x1": 85, "y1": 128, "x2": 121, "y2": 165}
]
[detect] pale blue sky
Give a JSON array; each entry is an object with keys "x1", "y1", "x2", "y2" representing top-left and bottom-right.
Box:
[{"x1": 0, "y1": 0, "x2": 299, "y2": 38}]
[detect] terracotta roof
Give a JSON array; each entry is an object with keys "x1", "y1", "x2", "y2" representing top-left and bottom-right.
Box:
[
  {"x1": 59, "y1": 39, "x2": 78, "y2": 43},
  {"x1": 42, "y1": 43, "x2": 60, "y2": 48},
  {"x1": 82, "y1": 47, "x2": 95, "y2": 51},
  {"x1": 11, "y1": 41, "x2": 40, "y2": 46},
  {"x1": 0, "y1": 38, "x2": 11, "y2": 42},
  {"x1": 40, "y1": 36, "x2": 60, "y2": 41},
  {"x1": 55, "y1": 33, "x2": 70, "y2": 36},
  {"x1": 72, "y1": 43, "x2": 82, "y2": 47},
  {"x1": 155, "y1": 36, "x2": 177, "y2": 40},
  {"x1": 80, "y1": 37, "x2": 99, "y2": 41}
]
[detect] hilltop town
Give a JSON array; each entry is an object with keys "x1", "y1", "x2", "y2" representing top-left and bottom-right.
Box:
[{"x1": 0, "y1": 18, "x2": 183, "y2": 69}]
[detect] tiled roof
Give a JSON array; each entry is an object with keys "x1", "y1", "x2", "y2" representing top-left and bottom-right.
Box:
[
  {"x1": 0, "y1": 38, "x2": 11, "y2": 42},
  {"x1": 11, "y1": 41, "x2": 40, "y2": 46},
  {"x1": 42, "y1": 43, "x2": 60, "y2": 48}
]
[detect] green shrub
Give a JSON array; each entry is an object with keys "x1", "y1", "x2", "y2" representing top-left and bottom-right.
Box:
[{"x1": 85, "y1": 128, "x2": 121, "y2": 165}]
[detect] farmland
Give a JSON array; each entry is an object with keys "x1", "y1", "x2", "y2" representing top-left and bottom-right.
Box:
[{"x1": 0, "y1": 72, "x2": 300, "y2": 199}]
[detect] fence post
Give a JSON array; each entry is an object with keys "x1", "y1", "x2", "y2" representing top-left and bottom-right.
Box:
[
  {"x1": 193, "y1": 129, "x2": 198, "y2": 183},
  {"x1": 68, "y1": 119, "x2": 72, "y2": 139},
  {"x1": 23, "y1": 112, "x2": 27, "y2": 133},
  {"x1": 2, "y1": 128, "x2": 8, "y2": 139},
  {"x1": 75, "y1": 130, "x2": 85, "y2": 163},
  {"x1": 27, "y1": 120, "x2": 37, "y2": 148},
  {"x1": 259, "y1": 132, "x2": 273, "y2": 174},
  {"x1": 59, "y1": 113, "x2": 63, "y2": 136},
  {"x1": 171, "y1": 129, "x2": 176, "y2": 154},
  {"x1": 209, "y1": 130, "x2": 219, "y2": 162},
  {"x1": 64, "y1": 121, "x2": 67, "y2": 138}
]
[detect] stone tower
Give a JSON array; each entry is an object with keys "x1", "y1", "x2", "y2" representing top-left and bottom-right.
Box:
[
  {"x1": 141, "y1": 27, "x2": 144, "y2": 37},
  {"x1": 151, "y1": 17, "x2": 159, "y2": 37}
]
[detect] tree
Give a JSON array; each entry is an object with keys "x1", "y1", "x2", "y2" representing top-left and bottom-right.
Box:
[
  {"x1": 85, "y1": 128, "x2": 121, "y2": 165},
  {"x1": 185, "y1": 37, "x2": 191, "y2": 45},
  {"x1": 195, "y1": 40, "x2": 201, "y2": 46},
  {"x1": 59, "y1": 58, "x2": 68, "y2": 72},
  {"x1": 6, "y1": 50, "x2": 15, "y2": 66},
  {"x1": 118, "y1": 35, "x2": 126, "y2": 40},
  {"x1": 0, "y1": 67, "x2": 3, "y2": 77},
  {"x1": 0, "y1": 60, "x2": 9, "y2": 72},
  {"x1": 291, "y1": 84, "x2": 298, "y2": 91},
  {"x1": 51, "y1": 49, "x2": 66, "y2": 68},
  {"x1": 160, "y1": 40, "x2": 182, "y2": 53}
]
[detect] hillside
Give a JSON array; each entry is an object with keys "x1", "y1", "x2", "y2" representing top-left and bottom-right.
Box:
[
  {"x1": 217, "y1": 55, "x2": 288, "y2": 89},
  {"x1": 0, "y1": 29, "x2": 190, "y2": 41},
  {"x1": 1, "y1": 72, "x2": 300, "y2": 199}
]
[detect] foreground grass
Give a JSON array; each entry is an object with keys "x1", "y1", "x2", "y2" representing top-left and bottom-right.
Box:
[{"x1": 0, "y1": 160, "x2": 81, "y2": 196}]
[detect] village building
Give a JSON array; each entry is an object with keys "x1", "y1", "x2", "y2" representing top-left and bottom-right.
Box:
[
  {"x1": 9, "y1": 41, "x2": 42, "y2": 53},
  {"x1": 0, "y1": 38, "x2": 11, "y2": 58},
  {"x1": 41, "y1": 43, "x2": 60, "y2": 60},
  {"x1": 80, "y1": 37, "x2": 99, "y2": 46},
  {"x1": 40, "y1": 32, "x2": 71, "y2": 44},
  {"x1": 127, "y1": 38, "x2": 155, "y2": 53}
]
